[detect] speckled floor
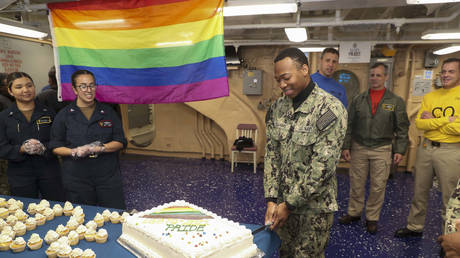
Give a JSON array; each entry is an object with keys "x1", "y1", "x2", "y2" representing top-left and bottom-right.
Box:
[{"x1": 120, "y1": 154, "x2": 443, "y2": 258}]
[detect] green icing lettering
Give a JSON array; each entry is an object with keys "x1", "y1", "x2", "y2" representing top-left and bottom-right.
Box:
[{"x1": 197, "y1": 225, "x2": 205, "y2": 231}]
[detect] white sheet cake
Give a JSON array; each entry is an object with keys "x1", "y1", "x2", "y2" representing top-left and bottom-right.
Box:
[{"x1": 118, "y1": 200, "x2": 258, "y2": 258}]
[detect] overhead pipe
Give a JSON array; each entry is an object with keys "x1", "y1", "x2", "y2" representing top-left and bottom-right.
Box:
[{"x1": 225, "y1": 39, "x2": 460, "y2": 46}]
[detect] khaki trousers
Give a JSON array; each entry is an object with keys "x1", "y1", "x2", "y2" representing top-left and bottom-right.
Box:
[
  {"x1": 347, "y1": 141, "x2": 392, "y2": 221},
  {"x1": 406, "y1": 139, "x2": 460, "y2": 232}
]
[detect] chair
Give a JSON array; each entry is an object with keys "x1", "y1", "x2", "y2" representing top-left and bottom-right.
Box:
[{"x1": 231, "y1": 124, "x2": 258, "y2": 174}]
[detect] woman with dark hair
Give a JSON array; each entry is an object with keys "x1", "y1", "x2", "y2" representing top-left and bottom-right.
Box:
[
  {"x1": 0, "y1": 72, "x2": 64, "y2": 199},
  {"x1": 50, "y1": 70, "x2": 127, "y2": 209}
]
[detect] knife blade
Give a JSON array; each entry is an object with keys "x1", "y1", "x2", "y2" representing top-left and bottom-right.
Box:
[{"x1": 251, "y1": 223, "x2": 271, "y2": 235}]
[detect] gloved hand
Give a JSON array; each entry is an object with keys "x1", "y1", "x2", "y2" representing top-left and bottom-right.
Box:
[
  {"x1": 71, "y1": 141, "x2": 105, "y2": 159},
  {"x1": 88, "y1": 141, "x2": 105, "y2": 155},
  {"x1": 22, "y1": 139, "x2": 46, "y2": 155}
]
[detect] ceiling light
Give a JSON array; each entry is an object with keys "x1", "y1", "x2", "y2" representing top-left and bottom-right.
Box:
[
  {"x1": 421, "y1": 29, "x2": 460, "y2": 40},
  {"x1": 433, "y1": 45, "x2": 460, "y2": 55},
  {"x1": 0, "y1": 19, "x2": 47, "y2": 39},
  {"x1": 299, "y1": 47, "x2": 338, "y2": 53},
  {"x1": 407, "y1": 0, "x2": 460, "y2": 4},
  {"x1": 223, "y1": 3, "x2": 297, "y2": 17},
  {"x1": 285, "y1": 28, "x2": 307, "y2": 42}
]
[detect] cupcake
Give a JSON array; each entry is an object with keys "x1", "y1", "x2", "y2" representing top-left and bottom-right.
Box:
[
  {"x1": 120, "y1": 212, "x2": 130, "y2": 223},
  {"x1": 0, "y1": 198, "x2": 6, "y2": 208},
  {"x1": 15, "y1": 200, "x2": 23, "y2": 210},
  {"x1": 39, "y1": 199, "x2": 50, "y2": 208},
  {"x1": 57, "y1": 236, "x2": 70, "y2": 246},
  {"x1": 0, "y1": 234, "x2": 12, "y2": 251},
  {"x1": 53, "y1": 204, "x2": 63, "y2": 217},
  {"x1": 46, "y1": 242, "x2": 60, "y2": 258},
  {"x1": 84, "y1": 228, "x2": 96, "y2": 242},
  {"x1": 25, "y1": 217, "x2": 37, "y2": 231},
  {"x1": 85, "y1": 221, "x2": 97, "y2": 230},
  {"x1": 81, "y1": 248, "x2": 96, "y2": 258},
  {"x1": 14, "y1": 209, "x2": 28, "y2": 222},
  {"x1": 95, "y1": 228, "x2": 108, "y2": 244},
  {"x1": 13, "y1": 221, "x2": 26, "y2": 236},
  {"x1": 72, "y1": 208, "x2": 85, "y2": 224},
  {"x1": 75, "y1": 225, "x2": 87, "y2": 240},
  {"x1": 68, "y1": 230, "x2": 79, "y2": 246},
  {"x1": 27, "y1": 203, "x2": 37, "y2": 215},
  {"x1": 56, "y1": 224, "x2": 69, "y2": 237},
  {"x1": 45, "y1": 230, "x2": 60, "y2": 245},
  {"x1": 67, "y1": 217, "x2": 80, "y2": 230},
  {"x1": 109, "y1": 211, "x2": 121, "y2": 224},
  {"x1": 9, "y1": 236, "x2": 26, "y2": 253},
  {"x1": 57, "y1": 244, "x2": 72, "y2": 258},
  {"x1": 44, "y1": 208, "x2": 55, "y2": 221},
  {"x1": 6, "y1": 215, "x2": 18, "y2": 227},
  {"x1": 35, "y1": 204, "x2": 46, "y2": 215},
  {"x1": 0, "y1": 208, "x2": 8, "y2": 219},
  {"x1": 27, "y1": 233, "x2": 43, "y2": 250},
  {"x1": 6, "y1": 198, "x2": 16, "y2": 208},
  {"x1": 8, "y1": 203, "x2": 19, "y2": 215},
  {"x1": 93, "y1": 213, "x2": 104, "y2": 227},
  {"x1": 0, "y1": 219, "x2": 6, "y2": 231},
  {"x1": 63, "y1": 202, "x2": 73, "y2": 216},
  {"x1": 1, "y1": 226, "x2": 15, "y2": 239},
  {"x1": 71, "y1": 247, "x2": 83, "y2": 258},
  {"x1": 35, "y1": 213, "x2": 46, "y2": 226},
  {"x1": 102, "y1": 209, "x2": 110, "y2": 222}
]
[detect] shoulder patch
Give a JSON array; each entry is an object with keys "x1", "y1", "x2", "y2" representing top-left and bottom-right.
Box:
[
  {"x1": 382, "y1": 103, "x2": 395, "y2": 111},
  {"x1": 316, "y1": 108, "x2": 337, "y2": 131}
]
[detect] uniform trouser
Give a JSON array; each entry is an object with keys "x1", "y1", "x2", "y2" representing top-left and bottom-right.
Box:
[
  {"x1": 406, "y1": 139, "x2": 460, "y2": 232},
  {"x1": 7, "y1": 167, "x2": 64, "y2": 201},
  {"x1": 277, "y1": 212, "x2": 333, "y2": 258},
  {"x1": 347, "y1": 142, "x2": 392, "y2": 221}
]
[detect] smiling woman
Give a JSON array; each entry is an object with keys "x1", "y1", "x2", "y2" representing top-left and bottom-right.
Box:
[{"x1": 0, "y1": 72, "x2": 64, "y2": 200}]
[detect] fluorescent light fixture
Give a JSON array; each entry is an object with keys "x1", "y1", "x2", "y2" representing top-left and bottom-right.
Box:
[
  {"x1": 285, "y1": 28, "x2": 307, "y2": 42},
  {"x1": 421, "y1": 29, "x2": 460, "y2": 40},
  {"x1": 299, "y1": 47, "x2": 338, "y2": 53},
  {"x1": 0, "y1": 19, "x2": 47, "y2": 39},
  {"x1": 407, "y1": 0, "x2": 460, "y2": 4},
  {"x1": 223, "y1": 3, "x2": 297, "y2": 17},
  {"x1": 433, "y1": 45, "x2": 460, "y2": 55}
]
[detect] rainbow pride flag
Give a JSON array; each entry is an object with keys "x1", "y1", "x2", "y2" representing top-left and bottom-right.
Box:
[{"x1": 47, "y1": 0, "x2": 228, "y2": 104}]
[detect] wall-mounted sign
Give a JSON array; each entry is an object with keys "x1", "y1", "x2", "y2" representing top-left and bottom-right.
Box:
[{"x1": 339, "y1": 42, "x2": 372, "y2": 63}]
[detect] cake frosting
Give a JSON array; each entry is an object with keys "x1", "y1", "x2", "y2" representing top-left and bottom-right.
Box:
[{"x1": 118, "y1": 200, "x2": 258, "y2": 258}]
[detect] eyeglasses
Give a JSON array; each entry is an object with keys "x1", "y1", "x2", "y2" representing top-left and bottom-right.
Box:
[{"x1": 77, "y1": 84, "x2": 97, "y2": 91}]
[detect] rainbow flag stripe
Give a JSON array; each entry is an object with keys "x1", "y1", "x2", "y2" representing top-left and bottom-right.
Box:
[
  {"x1": 48, "y1": 0, "x2": 228, "y2": 104},
  {"x1": 142, "y1": 206, "x2": 213, "y2": 220}
]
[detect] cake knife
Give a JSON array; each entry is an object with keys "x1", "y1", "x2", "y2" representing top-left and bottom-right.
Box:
[{"x1": 251, "y1": 223, "x2": 272, "y2": 235}]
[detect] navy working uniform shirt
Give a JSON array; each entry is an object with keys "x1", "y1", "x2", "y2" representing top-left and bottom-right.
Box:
[
  {"x1": 49, "y1": 100, "x2": 127, "y2": 209},
  {"x1": 0, "y1": 102, "x2": 63, "y2": 200}
]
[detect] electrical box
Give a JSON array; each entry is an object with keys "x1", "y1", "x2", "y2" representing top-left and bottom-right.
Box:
[{"x1": 243, "y1": 70, "x2": 263, "y2": 95}]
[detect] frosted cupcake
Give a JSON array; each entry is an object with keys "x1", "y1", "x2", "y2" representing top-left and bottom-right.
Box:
[
  {"x1": 0, "y1": 219, "x2": 6, "y2": 231},
  {"x1": 84, "y1": 228, "x2": 96, "y2": 242},
  {"x1": 46, "y1": 241, "x2": 60, "y2": 258},
  {"x1": 53, "y1": 204, "x2": 63, "y2": 217},
  {"x1": 63, "y1": 202, "x2": 73, "y2": 216},
  {"x1": 27, "y1": 233, "x2": 43, "y2": 250},
  {"x1": 109, "y1": 211, "x2": 121, "y2": 224},
  {"x1": 25, "y1": 217, "x2": 37, "y2": 231},
  {"x1": 14, "y1": 209, "x2": 28, "y2": 222},
  {"x1": 6, "y1": 215, "x2": 18, "y2": 226},
  {"x1": 75, "y1": 225, "x2": 87, "y2": 240},
  {"x1": 72, "y1": 208, "x2": 85, "y2": 224},
  {"x1": 81, "y1": 248, "x2": 96, "y2": 258},
  {"x1": 71, "y1": 247, "x2": 83, "y2": 258},
  {"x1": 67, "y1": 218, "x2": 79, "y2": 231},
  {"x1": 39, "y1": 199, "x2": 50, "y2": 208},
  {"x1": 13, "y1": 221, "x2": 26, "y2": 236},
  {"x1": 7, "y1": 203, "x2": 19, "y2": 215},
  {"x1": 120, "y1": 212, "x2": 130, "y2": 223},
  {"x1": 27, "y1": 203, "x2": 37, "y2": 215},
  {"x1": 85, "y1": 221, "x2": 97, "y2": 230},
  {"x1": 35, "y1": 213, "x2": 46, "y2": 226},
  {"x1": 0, "y1": 208, "x2": 7, "y2": 219},
  {"x1": 57, "y1": 236, "x2": 70, "y2": 246},
  {"x1": 1, "y1": 226, "x2": 15, "y2": 239},
  {"x1": 0, "y1": 234, "x2": 12, "y2": 251},
  {"x1": 70, "y1": 214, "x2": 84, "y2": 225},
  {"x1": 93, "y1": 213, "x2": 104, "y2": 227},
  {"x1": 45, "y1": 230, "x2": 60, "y2": 245},
  {"x1": 56, "y1": 224, "x2": 69, "y2": 237},
  {"x1": 9, "y1": 236, "x2": 26, "y2": 253},
  {"x1": 101, "y1": 209, "x2": 111, "y2": 222},
  {"x1": 95, "y1": 228, "x2": 108, "y2": 244},
  {"x1": 15, "y1": 200, "x2": 23, "y2": 210},
  {"x1": 6, "y1": 198, "x2": 16, "y2": 207},
  {"x1": 44, "y1": 208, "x2": 55, "y2": 221},
  {"x1": 0, "y1": 198, "x2": 6, "y2": 208},
  {"x1": 57, "y1": 244, "x2": 72, "y2": 258},
  {"x1": 68, "y1": 230, "x2": 79, "y2": 246},
  {"x1": 35, "y1": 204, "x2": 46, "y2": 215}
]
